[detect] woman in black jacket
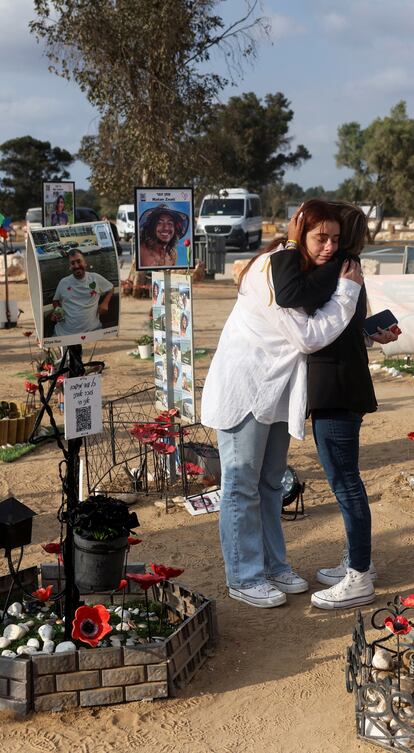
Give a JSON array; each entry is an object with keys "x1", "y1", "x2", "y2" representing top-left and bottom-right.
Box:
[{"x1": 272, "y1": 200, "x2": 399, "y2": 610}]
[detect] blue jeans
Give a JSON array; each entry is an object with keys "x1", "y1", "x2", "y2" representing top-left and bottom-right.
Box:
[
  {"x1": 217, "y1": 413, "x2": 291, "y2": 588},
  {"x1": 312, "y1": 410, "x2": 371, "y2": 572}
]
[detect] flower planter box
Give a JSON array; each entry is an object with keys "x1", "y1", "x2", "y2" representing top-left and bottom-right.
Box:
[{"x1": 0, "y1": 565, "x2": 217, "y2": 714}]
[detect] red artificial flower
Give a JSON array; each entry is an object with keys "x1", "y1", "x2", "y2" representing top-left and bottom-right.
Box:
[
  {"x1": 23, "y1": 331, "x2": 33, "y2": 338},
  {"x1": 32, "y1": 585, "x2": 53, "y2": 602},
  {"x1": 24, "y1": 380, "x2": 38, "y2": 394},
  {"x1": 150, "y1": 563, "x2": 184, "y2": 580},
  {"x1": 184, "y1": 239, "x2": 191, "y2": 247},
  {"x1": 58, "y1": 553, "x2": 64, "y2": 565},
  {"x1": 127, "y1": 536, "x2": 143, "y2": 546},
  {"x1": 408, "y1": 433, "x2": 414, "y2": 441},
  {"x1": 42, "y1": 542, "x2": 62, "y2": 555},
  {"x1": 126, "y1": 573, "x2": 163, "y2": 591},
  {"x1": 384, "y1": 615, "x2": 412, "y2": 635},
  {"x1": 118, "y1": 579, "x2": 128, "y2": 591},
  {"x1": 154, "y1": 414, "x2": 172, "y2": 424},
  {"x1": 178, "y1": 461, "x2": 205, "y2": 476},
  {"x1": 72, "y1": 604, "x2": 112, "y2": 647},
  {"x1": 56, "y1": 375, "x2": 65, "y2": 385},
  {"x1": 130, "y1": 425, "x2": 160, "y2": 444},
  {"x1": 401, "y1": 594, "x2": 414, "y2": 608},
  {"x1": 152, "y1": 442, "x2": 176, "y2": 454}
]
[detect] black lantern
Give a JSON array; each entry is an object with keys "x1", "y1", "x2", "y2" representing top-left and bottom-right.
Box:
[{"x1": 0, "y1": 497, "x2": 36, "y2": 551}]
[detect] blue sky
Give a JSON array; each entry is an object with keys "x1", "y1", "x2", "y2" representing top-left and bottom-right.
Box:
[{"x1": 1, "y1": 0, "x2": 413, "y2": 192}]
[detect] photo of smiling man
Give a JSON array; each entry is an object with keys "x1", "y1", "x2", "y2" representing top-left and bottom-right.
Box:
[
  {"x1": 52, "y1": 249, "x2": 114, "y2": 336},
  {"x1": 135, "y1": 188, "x2": 193, "y2": 271}
]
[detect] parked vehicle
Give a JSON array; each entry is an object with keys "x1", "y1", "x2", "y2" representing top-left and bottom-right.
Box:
[
  {"x1": 116, "y1": 204, "x2": 135, "y2": 241},
  {"x1": 195, "y1": 188, "x2": 262, "y2": 251}
]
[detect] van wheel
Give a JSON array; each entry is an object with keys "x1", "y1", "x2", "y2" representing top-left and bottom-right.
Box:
[{"x1": 240, "y1": 233, "x2": 250, "y2": 252}]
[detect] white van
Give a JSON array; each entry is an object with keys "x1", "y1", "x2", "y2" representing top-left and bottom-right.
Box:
[
  {"x1": 116, "y1": 204, "x2": 135, "y2": 241},
  {"x1": 196, "y1": 188, "x2": 262, "y2": 251}
]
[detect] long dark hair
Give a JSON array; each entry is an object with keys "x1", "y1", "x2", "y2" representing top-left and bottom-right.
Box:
[{"x1": 140, "y1": 211, "x2": 178, "y2": 254}]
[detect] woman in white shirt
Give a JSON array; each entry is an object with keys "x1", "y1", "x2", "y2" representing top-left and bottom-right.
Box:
[{"x1": 201, "y1": 201, "x2": 363, "y2": 609}]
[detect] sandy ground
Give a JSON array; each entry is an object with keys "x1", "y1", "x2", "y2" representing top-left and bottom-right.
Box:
[{"x1": 1, "y1": 275, "x2": 414, "y2": 752}]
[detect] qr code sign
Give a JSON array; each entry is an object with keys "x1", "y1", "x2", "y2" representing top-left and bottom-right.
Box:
[{"x1": 75, "y1": 405, "x2": 92, "y2": 434}]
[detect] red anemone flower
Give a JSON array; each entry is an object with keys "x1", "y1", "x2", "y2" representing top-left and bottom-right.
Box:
[
  {"x1": 408, "y1": 433, "x2": 414, "y2": 441},
  {"x1": 401, "y1": 595, "x2": 414, "y2": 608},
  {"x1": 42, "y1": 542, "x2": 62, "y2": 555},
  {"x1": 23, "y1": 331, "x2": 33, "y2": 338},
  {"x1": 32, "y1": 585, "x2": 53, "y2": 602},
  {"x1": 152, "y1": 442, "x2": 176, "y2": 454},
  {"x1": 126, "y1": 573, "x2": 163, "y2": 591},
  {"x1": 178, "y1": 461, "x2": 205, "y2": 476},
  {"x1": 127, "y1": 536, "x2": 143, "y2": 546},
  {"x1": 24, "y1": 380, "x2": 38, "y2": 394},
  {"x1": 130, "y1": 425, "x2": 160, "y2": 443},
  {"x1": 384, "y1": 615, "x2": 412, "y2": 635},
  {"x1": 72, "y1": 604, "x2": 112, "y2": 647},
  {"x1": 117, "y1": 579, "x2": 128, "y2": 591},
  {"x1": 154, "y1": 414, "x2": 172, "y2": 424},
  {"x1": 150, "y1": 563, "x2": 184, "y2": 580}
]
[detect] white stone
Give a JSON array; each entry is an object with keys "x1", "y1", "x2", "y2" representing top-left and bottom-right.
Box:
[
  {"x1": 110, "y1": 637, "x2": 122, "y2": 646},
  {"x1": 1, "y1": 650, "x2": 16, "y2": 657},
  {"x1": 36, "y1": 612, "x2": 45, "y2": 620},
  {"x1": 22, "y1": 620, "x2": 34, "y2": 629},
  {"x1": 7, "y1": 602, "x2": 22, "y2": 617},
  {"x1": 114, "y1": 608, "x2": 131, "y2": 620},
  {"x1": 42, "y1": 640, "x2": 55, "y2": 654},
  {"x1": 372, "y1": 647, "x2": 393, "y2": 670},
  {"x1": 116, "y1": 622, "x2": 130, "y2": 631},
  {"x1": 19, "y1": 623, "x2": 30, "y2": 634},
  {"x1": 55, "y1": 641, "x2": 76, "y2": 653},
  {"x1": 125, "y1": 638, "x2": 136, "y2": 646},
  {"x1": 27, "y1": 638, "x2": 40, "y2": 649},
  {"x1": 16, "y1": 645, "x2": 38, "y2": 655},
  {"x1": 3, "y1": 623, "x2": 27, "y2": 641},
  {"x1": 0, "y1": 637, "x2": 10, "y2": 649},
  {"x1": 38, "y1": 624, "x2": 54, "y2": 641}
]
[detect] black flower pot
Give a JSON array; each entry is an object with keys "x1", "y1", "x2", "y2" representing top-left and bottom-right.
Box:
[{"x1": 73, "y1": 532, "x2": 128, "y2": 592}]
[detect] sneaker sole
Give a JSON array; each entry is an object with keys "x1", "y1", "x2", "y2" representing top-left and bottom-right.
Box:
[
  {"x1": 229, "y1": 589, "x2": 287, "y2": 608},
  {"x1": 316, "y1": 570, "x2": 378, "y2": 586},
  {"x1": 311, "y1": 591, "x2": 376, "y2": 610},
  {"x1": 268, "y1": 581, "x2": 309, "y2": 594}
]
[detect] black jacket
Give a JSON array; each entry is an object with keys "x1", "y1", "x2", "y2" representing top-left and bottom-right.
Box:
[{"x1": 271, "y1": 249, "x2": 377, "y2": 414}]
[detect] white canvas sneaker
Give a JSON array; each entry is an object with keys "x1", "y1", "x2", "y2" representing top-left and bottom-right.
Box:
[
  {"x1": 311, "y1": 567, "x2": 376, "y2": 610},
  {"x1": 229, "y1": 582, "x2": 287, "y2": 608},
  {"x1": 267, "y1": 571, "x2": 309, "y2": 594},
  {"x1": 316, "y1": 551, "x2": 377, "y2": 586}
]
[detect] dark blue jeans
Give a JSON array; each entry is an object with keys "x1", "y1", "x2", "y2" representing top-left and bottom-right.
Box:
[{"x1": 312, "y1": 410, "x2": 371, "y2": 572}]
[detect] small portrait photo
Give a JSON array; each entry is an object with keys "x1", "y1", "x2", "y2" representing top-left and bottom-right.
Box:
[
  {"x1": 182, "y1": 397, "x2": 194, "y2": 421},
  {"x1": 181, "y1": 364, "x2": 192, "y2": 393},
  {"x1": 181, "y1": 339, "x2": 192, "y2": 366},
  {"x1": 43, "y1": 181, "x2": 75, "y2": 227},
  {"x1": 178, "y1": 283, "x2": 190, "y2": 311},
  {"x1": 172, "y1": 361, "x2": 181, "y2": 389},
  {"x1": 179, "y1": 311, "x2": 190, "y2": 338},
  {"x1": 171, "y1": 338, "x2": 181, "y2": 363},
  {"x1": 153, "y1": 306, "x2": 166, "y2": 331},
  {"x1": 154, "y1": 333, "x2": 165, "y2": 356},
  {"x1": 154, "y1": 357, "x2": 165, "y2": 384},
  {"x1": 155, "y1": 388, "x2": 167, "y2": 409},
  {"x1": 26, "y1": 222, "x2": 120, "y2": 347},
  {"x1": 184, "y1": 489, "x2": 221, "y2": 516},
  {"x1": 135, "y1": 187, "x2": 194, "y2": 271}
]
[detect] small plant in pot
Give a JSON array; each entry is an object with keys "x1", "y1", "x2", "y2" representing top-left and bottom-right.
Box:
[
  {"x1": 136, "y1": 334, "x2": 153, "y2": 359},
  {"x1": 72, "y1": 495, "x2": 139, "y2": 593}
]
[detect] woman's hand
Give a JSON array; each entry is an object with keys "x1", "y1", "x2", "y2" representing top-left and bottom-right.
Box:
[
  {"x1": 339, "y1": 259, "x2": 364, "y2": 286},
  {"x1": 371, "y1": 326, "x2": 400, "y2": 344},
  {"x1": 287, "y1": 208, "x2": 304, "y2": 245}
]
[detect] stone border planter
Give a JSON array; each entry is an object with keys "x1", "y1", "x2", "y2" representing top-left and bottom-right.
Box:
[{"x1": 0, "y1": 564, "x2": 217, "y2": 714}]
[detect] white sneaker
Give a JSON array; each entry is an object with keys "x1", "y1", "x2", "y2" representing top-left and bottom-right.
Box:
[
  {"x1": 229, "y1": 582, "x2": 287, "y2": 608},
  {"x1": 267, "y1": 570, "x2": 309, "y2": 594},
  {"x1": 311, "y1": 567, "x2": 376, "y2": 610},
  {"x1": 316, "y1": 552, "x2": 377, "y2": 586}
]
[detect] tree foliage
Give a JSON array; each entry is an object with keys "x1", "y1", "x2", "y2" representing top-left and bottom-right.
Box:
[
  {"x1": 336, "y1": 101, "x2": 414, "y2": 237},
  {"x1": 30, "y1": 0, "x2": 267, "y2": 201},
  {"x1": 198, "y1": 92, "x2": 310, "y2": 192},
  {"x1": 0, "y1": 135, "x2": 73, "y2": 218}
]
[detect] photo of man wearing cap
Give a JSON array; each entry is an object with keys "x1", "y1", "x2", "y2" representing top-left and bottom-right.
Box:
[{"x1": 138, "y1": 203, "x2": 190, "y2": 268}]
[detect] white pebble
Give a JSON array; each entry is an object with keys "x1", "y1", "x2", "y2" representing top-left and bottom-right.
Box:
[
  {"x1": 1, "y1": 650, "x2": 16, "y2": 658},
  {"x1": 0, "y1": 637, "x2": 11, "y2": 649},
  {"x1": 116, "y1": 622, "x2": 130, "y2": 631},
  {"x1": 55, "y1": 641, "x2": 76, "y2": 653},
  {"x1": 3, "y1": 624, "x2": 27, "y2": 641},
  {"x1": 27, "y1": 638, "x2": 40, "y2": 649},
  {"x1": 7, "y1": 602, "x2": 23, "y2": 617},
  {"x1": 114, "y1": 608, "x2": 131, "y2": 620},
  {"x1": 125, "y1": 638, "x2": 136, "y2": 646},
  {"x1": 16, "y1": 645, "x2": 38, "y2": 655},
  {"x1": 38, "y1": 624, "x2": 54, "y2": 641},
  {"x1": 42, "y1": 640, "x2": 55, "y2": 654}
]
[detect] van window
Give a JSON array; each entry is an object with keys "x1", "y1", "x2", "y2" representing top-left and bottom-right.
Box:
[
  {"x1": 26, "y1": 208, "x2": 42, "y2": 224},
  {"x1": 250, "y1": 198, "x2": 261, "y2": 216},
  {"x1": 201, "y1": 199, "x2": 244, "y2": 217},
  {"x1": 127, "y1": 211, "x2": 135, "y2": 221}
]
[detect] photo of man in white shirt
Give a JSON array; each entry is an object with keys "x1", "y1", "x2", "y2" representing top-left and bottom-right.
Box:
[{"x1": 52, "y1": 250, "x2": 114, "y2": 336}]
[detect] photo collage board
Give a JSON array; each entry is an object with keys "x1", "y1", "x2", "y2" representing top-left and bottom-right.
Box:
[{"x1": 152, "y1": 271, "x2": 195, "y2": 422}]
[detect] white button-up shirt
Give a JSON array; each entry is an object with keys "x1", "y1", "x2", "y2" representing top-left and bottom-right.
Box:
[{"x1": 201, "y1": 251, "x2": 360, "y2": 440}]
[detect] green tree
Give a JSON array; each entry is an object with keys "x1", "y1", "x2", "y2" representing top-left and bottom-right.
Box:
[
  {"x1": 336, "y1": 102, "x2": 414, "y2": 238},
  {"x1": 199, "y1": 92, "x2": 310, "y2": 192},
  {"x1": 31, "y1": 0, "x2": 267, "y2": 202},
  {"x1": 0, "y1": 135, "x2": 73, "y2": 218}
]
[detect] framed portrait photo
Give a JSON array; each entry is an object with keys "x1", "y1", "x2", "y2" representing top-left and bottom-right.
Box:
[
  {"x1": 134, "y1": 187, "x2": 194, "y2": 271},
  {"x1": 43, "y1": 180, "x2": 75, "y2": 228}
]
